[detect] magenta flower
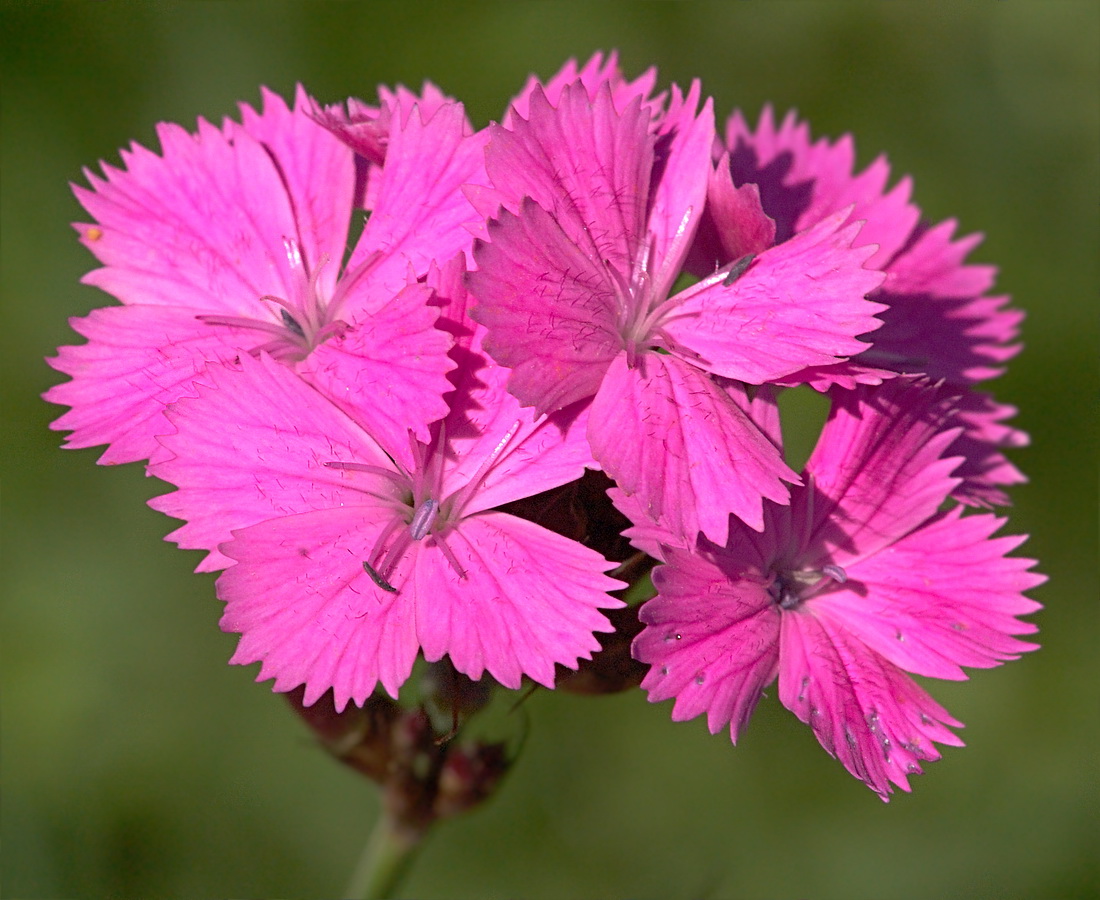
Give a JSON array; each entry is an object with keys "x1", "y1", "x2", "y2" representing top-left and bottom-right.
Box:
[
  {"x1": 631, "y1": 378, "x2": 1043, "y2": 798},
  {"x1": 46, "y1": 85, "x2": 485, "y2": 467},
  {"x1": 468, "y1": 79, "x2": 886, "y2": 543},
  {"x1": 150, "y1": 259, "x2": 624, "y2": 708},
  {"x1": 691, "y1": 106, "x2": 1026, "y2": 504}
]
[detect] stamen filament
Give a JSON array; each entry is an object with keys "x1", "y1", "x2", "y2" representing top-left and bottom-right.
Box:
[{"x1": 445, "y1": 420, "x2": 523, "y2": 520}]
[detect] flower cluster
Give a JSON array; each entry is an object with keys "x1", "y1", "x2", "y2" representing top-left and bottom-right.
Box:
[{"x1": 47, "y1": 52, "x2": 1042, "y2": 799}]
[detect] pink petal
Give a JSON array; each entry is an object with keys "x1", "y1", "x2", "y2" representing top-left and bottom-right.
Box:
[
  {"x1": 233, "y1": 86, "x2": 356, "y2": 300},
  {"x1": 662, "y1": 210, "x2": 886, "y2": 383},
  {"x1": 483, "y1": 82, "x2": 652, "y2": 274},
  {"x1": 686, "y1": 155, "x2": 776, "y2": 272},
  {"x1": 803, "y1": 379, "x2": 964, "y2": 563},
  {"x1": 45, "y1": 305, "x2": 248, "y2": 465},
  {"x1": 413, "y1": 512, "x2": 624, "y2": 689},
  {"x1": 440, "y1": 364, "x2": 596, "y2": 516},
  {"x1": 299, "y1": 280, "x2": 455, "y2": 467},
  {"x1": 218, "y1": 506, "x2": 419, "y2": 709},
  {"x1": 610, "y1": 381, "x2": 786, "y2": 558},
  {"x1": 468, "y1": 199, "x2": 622, "y2": 412},
  {"x1": 825, "y1": 508, "x2": 1043, "y2": 680},
  {"x1": 779, "y1": 607, "x2": 964, "y2": 799},
  {"x1": 506, "y1": 50, "x2": 660, "y2": 123},
  {"x1": 636, "y1": 546, "x2": 780, "y2": 740},
  {"x1": 773, "y1": 359, "x2": 893, "y2": 392},
  {"x1": 434, "y1": 256, "x2": 599, "y2": 511},
  {"x1": 74, "y1": 118, "x2": 305, "y2": 313},
  {"x1": 343, "y1": 101, "x2": 487, "y2": 301},
  {"x1": 589, "y1": 353, "x2": 795, "y2": 542},
  {"x1": 151, "y1": 353, "x2": 394, "y2": 571},
  {"x1": 645, "y1": 81, "x2": 715, "y2": 281}
]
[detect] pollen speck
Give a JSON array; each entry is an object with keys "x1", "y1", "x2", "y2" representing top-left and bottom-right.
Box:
[{"x1": 85, "y1": 226, "x2": 103, "y2": 241}]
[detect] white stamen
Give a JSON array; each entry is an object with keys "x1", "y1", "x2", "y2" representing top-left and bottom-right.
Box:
[{"x1": 409, "y1": 498, "x2": 439, "y2": 541}]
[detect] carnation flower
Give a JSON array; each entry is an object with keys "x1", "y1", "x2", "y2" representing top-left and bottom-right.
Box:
[
  {"x1": 631, "y1": 378, "x2": 1043, "y2": 798},
  {"x1": 150, "y1": 258, "x2": 624, "y2": 708},
  {"x1": 690, "y1": 107, "x2": 1027, "y2": 504},
  {"x1": 46, "y1": 85, "x2": 485, "y2": 466},
  {"x1": 468, "y1": 79, "x2": 886, "y2": 543}
]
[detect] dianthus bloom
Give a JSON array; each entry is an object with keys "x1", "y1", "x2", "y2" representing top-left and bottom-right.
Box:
[
  {"x1": 690, "y1": 107, "x2": 1027, "y2": 506},
  {"x1": 468, "y1": 78, "x2": 885, "y2": 543},
  {"x1": 46, "y1": 85, "x2": 485, "y2": 468},
  {"x1": 44, "y1": 55, "x2": 1043, "y2": 802},
  {"x1": 631, "y1": 378, "x2": 1043, "y2": 798},
  {"x1": 150, "y1": 259, "x2": 624, "y2": 708}
]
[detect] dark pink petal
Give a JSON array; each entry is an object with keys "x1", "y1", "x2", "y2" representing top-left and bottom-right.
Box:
[
  {"x1": 636, "y1": 546, "x2": 780, "y2": 739},
  {"x1": 218, "y1": 506, "x2": 419, "y2": 708},
  {"x1": 468, "y1": 199, "x2": 622, "y2": 412},
  {"x1": 946, "y1": 391, "x2": 1028, "y2": 507},
  {"x1": 725, "y1": 107, "x2": 920, "y2": 269},
  {"x1": 151, "y1": 353, "x2": 394, "y2": 571},
  {"x1": 45, "y1": 305, "x2": 247, "y2": 465},
  {"x1": 663, "y1": 211, "x2": 886, "y2": 383},
  {"x1": 414, "y1": 513, "x2": 624, "y2": 689},
  {"x1": 826, "y1": 509, "x2": 1042, "y2": 680},
  {"x1": 299, "y1": 280, "x2": 455, "y2": 466},
  {"x1": 310, "y1": 94, "x2": 387, "y2": 164},
  {"x1": 646, "y1": 82, "x2": 714, "y2": 281},
  {"x1": 686, "y1": 154, "x2": 776, "y2": 272},
  {"x1": 779, "y1": 607, "x2": 964, "y2": 799},
  {"x1": 589, "y1": 353, "x2": 795, "y2": 542},
  {"x1": 506, "y1": 50, "x2": 660, "y2": 123},
  {"x1": 74, "y1": 119, "x2": 303, "y2": 312},
  {"x1": 484, "y1": 82, "x2": 652, "y2": 274},
  {"x1": 311, "y1": 82, "x2": 455, "y2": 165},
  {"x1": 803, "y1": 379, "x2": 963, "y2": 563},
  {"x1": 343, "y1": 100, "x2": 488, "y2": 302},
  {"x1": 866, "y1": 220, "x2": 1021, "y2": 384},
  {"x1": 234, "y1": 86, "x2": 356, "y2": 299}
]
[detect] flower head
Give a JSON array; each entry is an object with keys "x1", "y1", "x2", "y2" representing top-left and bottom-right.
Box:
[
  {"x1": 151, "y1": 258, "x2": 624, "y2": 708},
  {"x1": 631, "y1": 378, "x2": 1043, "y2": 798},
  {"x1": 689, "y1": 106, "x2": 1027, "y2": 504},
  {"x1": 46, "y1": 85, "x2": 486, "y2": 466},
  {"x1": 469, "y1": 79, "x2": 886, "y2": 543}
]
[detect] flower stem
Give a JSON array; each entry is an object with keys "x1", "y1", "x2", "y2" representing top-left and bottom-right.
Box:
[{"x1": 345, "y1": 811, "x2": 424, "y2": 900}]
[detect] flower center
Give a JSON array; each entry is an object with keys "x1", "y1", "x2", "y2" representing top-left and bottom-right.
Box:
[
  {"x1": 198, "y1": 237, "x2": 348, "y2": 363},
  {"x1": 768, "y1": 563, "x2": 847, "y2": 611}
]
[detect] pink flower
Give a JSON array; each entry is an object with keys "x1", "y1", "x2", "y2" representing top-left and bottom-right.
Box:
[
  {"x1": 691, "y1": 106, "x2": 1026, "y2": 504},
  {"x1": 468, "y1": 79, "x2": 886, "y2": 543},
  {"x1": 631, "y1": 378, "x2": 1043, "y2": 799},
  {"x1": 46, "y1": 85, "x2": 485, "y2": 467},
  {"x1": 150, "y1": 259, "x2": 624, "y2": 708}
]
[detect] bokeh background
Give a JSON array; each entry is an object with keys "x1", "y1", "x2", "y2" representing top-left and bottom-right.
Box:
[{"x1": 2, "y1": 3, "x2": 1096, "y2": 898}]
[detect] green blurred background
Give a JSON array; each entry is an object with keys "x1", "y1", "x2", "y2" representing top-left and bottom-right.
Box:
[{"x1": 2, "y1": 3, "x2": 1096, "y2": 897}]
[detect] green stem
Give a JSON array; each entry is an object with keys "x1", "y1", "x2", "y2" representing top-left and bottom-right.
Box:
[{"x1": 344, "y1": 811, "x2": 424, "y2": 900}]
